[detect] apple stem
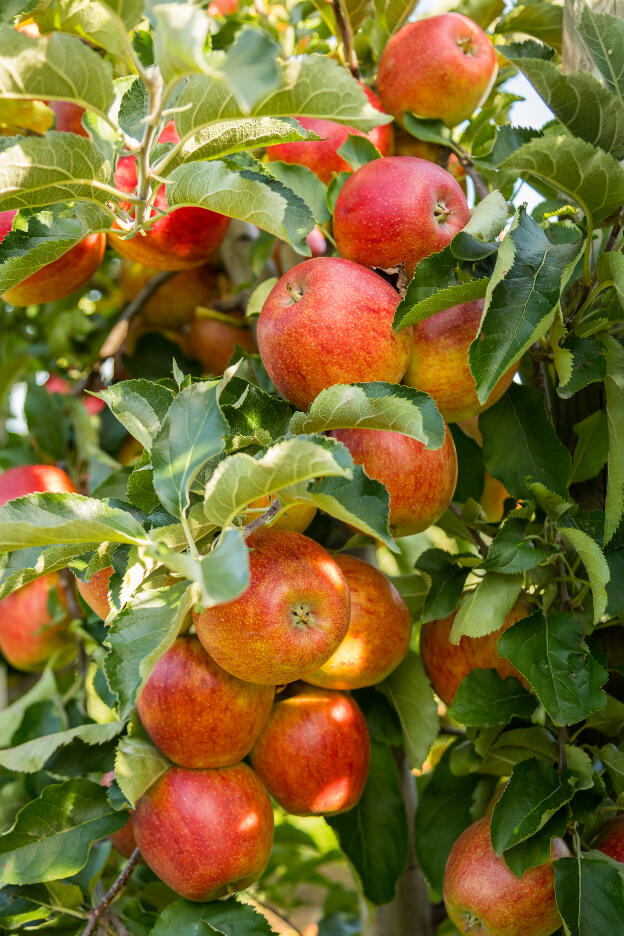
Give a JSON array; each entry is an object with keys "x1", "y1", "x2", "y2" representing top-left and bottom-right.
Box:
[
  {"x1": 286, "y1": 282, "x2": 304, "y2": 303},
  {"x1": 80, "y1": 847, "x2": 140, "y2": 936},
  {"x1": 243, "y1": 497, "x2": 282, "y2": 537},
  {"x1": 330, "y1": 0, "x2": 360, "y2": 80}
]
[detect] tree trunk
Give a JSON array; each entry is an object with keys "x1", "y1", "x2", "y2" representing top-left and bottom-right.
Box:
[{"x1": 563, "y1": 0, "x2": 622, "y2": 73}]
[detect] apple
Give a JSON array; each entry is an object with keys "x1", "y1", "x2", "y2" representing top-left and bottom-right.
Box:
[
  {"x1": 330, "y1": 426, "x2": 457, "y2": 537},
  {"x1": 0, "y1": 210, "x2": 105, "y2": 306},
  {"x1": 404, "y1": 299, "x2": 517, "y2": 423},
  {"x1": 44, "y1": 374, "x2": 106, "y2": 416},
  {"x1": 208, "y1": 0, "x2": 238, "y2": 13},
  {"x1": 481, "y1": 471, "x2": 511, "y2": 523},
  {"x1": 50, "y1": 101, "x2": 87, "y2": 136},
  {"x1": 243, "y1": 495, "x2": 317, "y2": 535},
  {"x1": 101, "y1": 771, "x2": 138, "y2": 859},
  {"x1": 377, "y1": 13, "x2": 498, "y2": 128},
  {"x1": 134, "y1": 763, "x2": 274, "y2": 901},
  {"x1": 108, "y1": 123, "x2": 230, "y2": 271},
  {"x1": 186, "y1": 311, "x2": 257, "y2": 376},
  {"x1": 137, "y1": 636, "x2": 274, "y2": 768},
  {"x1": 304, "y1": 555, "x2": 411, "y2": 689},
  {"x1": 419, "y1": 600, "x2": 530, "y2": 706},
  {"x1": 257, "y1": 257, "x2": 412, "y2": 411},
  {"x1": 443, "y1": 816, "x2": 568, "y2": 936},
  {"x1": 76, "y1": 566, "x2": 113, "y2": 621},
  {"x1": 0, "y1": 464, "x2": 77, "y2": 503},
  {"x1": 119, "y1": 260, "x2": 222, "y2": 328},
  {"x1": 251, "y1": 686, "x2": 370, "y2": 816},
  {"x1": 394, "y1": 130, "x2": 442, "y2": 162},
  {"x1": 333, "y1": 156, "x2": 470, "y2": 275},
  {"x1": 193, "y1": 528, "x2": 350, "y2": 685},
  {"x1": 266, "y1": 86, "x2": 393, "y2": 184},
  {"x1": 597, "y1": 816, "x2": 624, "y2": 862}
]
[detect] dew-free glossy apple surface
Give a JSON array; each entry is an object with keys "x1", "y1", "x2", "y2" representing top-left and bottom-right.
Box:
[{"x1": 76, "y1": 566, "x2": 113, "y2": 621}]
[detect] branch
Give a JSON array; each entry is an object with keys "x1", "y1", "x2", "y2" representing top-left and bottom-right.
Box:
[
  {"x1": 99, "y1": 270, "x2": 175, "y2": 360},
  {"x1": 81, "y1": 848, "x2": 140, "y2": 936},
  {"x1": 452, "y1": 143, "x2": 490, "y2": 201},
  {"x1": 330, "y1": 0, "x2": 360, "y2": 80},
  {"x1": 243, "y1": 498, "x2": 282, "y2": 537},
  {"x1": 59, "y1": 568, "x2": 84, "y2": 620}
]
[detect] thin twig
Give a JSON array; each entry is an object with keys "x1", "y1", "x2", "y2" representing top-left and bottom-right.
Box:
[
  {"x1": 449, "y1": 502, "x2": 489, "y2": 559},
  {"x1": 243, "y1": 498, "x2": 282, "y2": 537},
  {"x1": 81, "y1": 848, "x2": 140, "y2": 936},
  {"x1": 452, "y1": 143, "x2": 490, "y2": 200},
  {"x1": 99, "y1": 270, "x2": 175, "y2": 360},
  {"x1": 330, "y1": 0, "x2": 360, "y2": 79},
  {"x1": 557, "y1": 725, "x2": 568, "y2": 778},
  {"x1": 59, "y1": 568, "x2": 84, "y2": 620}
]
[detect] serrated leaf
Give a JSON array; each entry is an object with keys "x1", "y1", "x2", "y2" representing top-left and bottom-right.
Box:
[
  {"x1": 115, "y1": 734, "x2": 171, "y2": 808},
  {"x1": 151, "y1": 897, "x2": 278, "y2": 936},
  {"x1": 602, "y1": 336, "x2": 624, "y2": 545},
  {"x1": 97, "y1": 380, "x2": 175, "y2": 454},
  {"x1": 0, "y1": 669, "x2": 57, "y2": 748},
  {"x1": 218, "y1": 374, "x2": 292, "y2": 448},
  {"x1": 0, "y1": 543, "x2": 89, "y2": 600},
  {"x1": 337, "y1": 134, "x2": 382, "y2": 171},
  {"x1": 449, "y1": 670, "x2": 537, "y2": 727},
  {"x1": 481, "y1": 516, "x2": 556, "y2": 574},
  {"x1": 381, "y1": 651, "x2": 439, "y2": 770},
  {"x1": 598, "y1": 744, "x2": 624, "y2": 796},
  {"x1": 417, "y1": 548, "x2": 471, "y2": 623},
  {"x1": 152, "y1": 1, "x2": 212, "y2": 84},
  {"x1": 0, "y1": 721, "x2": 123, "y2": 774},
  {"x1": 579, "y1": 6, "x2": 624, "y2": 101},
  {"x1": 450, "y1": 573, "x2": 523, "y2": 643},
  {"x1": 34, "y1": 0, "x2": 140, "y2": 64},
  {"x1": 557, "y1": 337, "x2": 606, "y2": 400},
  {"x1": 558, "y1": 525, "x2": 609, "y2": 623},
  {"x1": 497, "y1": 2, "x2": 562, "y2": 49},
  {"x1": 262, "y1": 159, "x2": 330, "y2": 224},
  {"x1": 222, "y1": 28, "x2": 281, "y2": 114},
  {"x1": 555, "y1": 852, "x2": 624, "y2": 936}
]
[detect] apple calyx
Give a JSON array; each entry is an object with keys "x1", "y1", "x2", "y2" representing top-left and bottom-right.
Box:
[
  {"x1": 463, "y1": 911, "x2": 485, "y2": 933},
  {"x1": 434, "y1": 201, "x2": 452, "y2": 224},
  {"x1": 291, "y1": 603, "x2": 314, "y2": 628},
  {"x1": 457, "y1": 34, "x2": 478, "y2": 57},
  {"x1": 286, "y1": 282, "x2": 303, "y2": 303}
]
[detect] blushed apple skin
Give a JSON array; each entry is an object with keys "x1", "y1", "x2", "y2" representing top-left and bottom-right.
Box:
[
  {"x1": 193, "y1": 529, "x2": 350, "y2": 685},
  {"x1": 0, "y1": 210, "x2": 105, "y2": 306},
  {"x1": 443, "y1": 816, "x2": 568, "y2": 936},
  {"x1": 0, "y1": 464, "x2": 76, "y2": 504},
  {"x1": 333, "y1": 157, "x2": 470, "y2": 275},
  {"x1": 76, "y1": 566, "x2": 113, "y2": 621},
  {"x1": 257, "y1": 257, "x2": 412, "y2": 411},
  {"x1": 377, "y1": 14, "x2": 498, "y2": 128},
  {"x1": 101, "y1": 771, "x2": 138, "y2": 859},
  {"x1": 266, "y1": 86, "x2": 393, "y2": 183},
  {"x1": 404, "y1": 300, "x2": 517, "y2": 423},
  {"x1": 331, "y1": 426, "x2": 457, "y2": 537},
  {"x1": 251, "y1": 687, "x2": 370, "y2": 816},
  {"x1": 597, "y1": 816, "x2": 624, "y2": 862},
  {"x1": 137, "y1": 636, "x2": 274, "y2": 768},
  {"x1": 187, "y1": 312, "x2": 257, "y2": 375},
  {"x1": 50, "y1": 101, "x2": 87, "y2": 136},
  {"x1": 305, "y1": 555, "x2": 411, "y2": 689},
  {"x1": 134, "y1": 764, "x2": 274, "y2": 901},
  {"x1": 419, "y1": 600, "x2": 530, "y2": 706}
]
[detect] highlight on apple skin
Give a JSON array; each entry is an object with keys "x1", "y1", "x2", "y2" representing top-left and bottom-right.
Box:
[{"x1": 76, "y1": 566, "x2": 114, "y2": 621}]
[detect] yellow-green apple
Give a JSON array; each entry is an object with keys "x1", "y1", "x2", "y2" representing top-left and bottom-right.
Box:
[
  {"x1": 251, "y1": 686, "x2": 370, "y2": 815},
  {"x1": 333, "y1": 157, "x2": 469, "y2": 274},
  {"x1": 305, "y1": 555, "x2": 411, "y2": 689},
  {"x1": 596, "y1": 817, "x2": 624, "y2": 862},
  {"x1": 419, "y1": 600, "x2": 530, "y2": 706},
  {"x1": 76, "y1": 566, "x2": 113, "y2": 621},
  {"x1": 377, "y1": 14, "x2": 498, "y2": 128},
  {"x1": 193, "y1": 528, "x2": 350, "y2": 685},
  {"x1": 101, "y1": 771, "x2": 138, "y2": 859},
  {"x1": 481, "y1": 471, "x2": 511, "y2": 523},
  {"x1": 243, "y1": 494, "x2": 317, "y2": 534},
  {"x1": 0, "y1": 465, "x2": 77, "y2": 670},
  {"x1": 119, "y1": 260, "x2": 222, "y2": 328},
  {"x1": 108, "y1": 123, "x2": 230, "y2": 271},
  {"x1": 404, "y1": 300, "x2": 517, "y2": 423},
  {"x1": 443, "y1": 816, "x2": 568, "y2": 936},
  {"x1": 137, "y1": 636, "x2": 274, "y2": 768},
  {"x1": 186, "y1": 311, "x2": 257, "y2": 375},
  {"x1": 266, "y1": 86, "x2": 393, "y2": 184},
  {"x1": 257, "y1": 257, "x2": 412, "y2": 410},
  {"x1": 330, "y1": 426, "x2": 457, "y2": 536},
  {"x1": 134, "y1": 763, "x2": 274, "y2": 901},
  {"x1": 0, "y1": 210, "x2": 105, "y2": 306},
  {"x1": 44, "y1": 374, "x2": 106, "y2": 416}
]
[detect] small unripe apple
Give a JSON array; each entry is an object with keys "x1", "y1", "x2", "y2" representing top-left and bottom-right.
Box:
[
  {"x1": 377, "y1": 14, "x2": 498, "y2": 128},
  {"x1": 134, "y1": 764, "x2": 274, "y2": 901},
  {"x1": 596, "y1": 816, "x2": 624, "y2": 862},
  {"x1": 251, "y1": 686, "x2": 370, "y2": 816},
  {"x1": 186, "y1": 311, "x2": 257, "y2": 376},
  {"x1": 330, "y1": 426, "x2": 457, "y2": 537},
  {"x1": 119, "y1": 260, "x2": 222, "y2": 328},
  {"x1": 443, "y1": 816, "x2": 568, "y2": 936},
  {"x1": 76, "y1": 566, "x2": 113, "y2": 621},
  {"x1": 193, "y1": 528, "x2": 350, "y2": 685},
  {"x1": 305, "y1": 555, "x2": 411, "y2": 689},
  {"x1": 257, "y1": 257, "x2": 412, "y2": 410},
  {"x1": 101, "y1": 771, "x2": 138, "y2": 859},
  {"x1": 333, "y1": 157, "x2": 469, "y2": 275},
  {"x1": 404, "y1": 300, "x2": 517, "y2": 423},
  {"x1": 0, "y1": 210, "x2": 105, "y2": 306},
  {"x1": 137, "y1": 636, "x2": 274, "y2": 768}
]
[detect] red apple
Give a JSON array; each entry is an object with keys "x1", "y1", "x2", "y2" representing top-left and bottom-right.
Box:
[
  {"x1": 257, "y1": 257, "x2": 412, "y2": 410},
  {"x1": 306, "y1": 225, "x2": 327, "y2": 257},
  {"x1": 597, "y1": 816, "x2": 624, "y2": 862},
  {"x1": 137, "y1": 636, "x2": 274, "y2": 768},
  {"x1": 108, "y1": 123, "x2": 230, "y2": 271},
  {"x1": 377, "y1": 14, "x2": 498, "y2": 128},
  {"x1": 305, "y1": 555, "x2": 411, "y2": 689},
  {"x1": 186, "y1": 311, "x2": 257, "y2": 376},
  {"x1": 251, "y1": 686, "x2": 370, "y2": 816},
  {"x1": 193, "y1": 528, "x2": 350, "y2": 685},
  {"x1": 76, "y1": 566, "x2": 113, "y2": 621},
  {"x1": 134, "y1": 764, "x2": 274, "y2": 901},
  {"x1": 0, "y1": 464, "x2": 76, "y2": 503},
  {"x1": 45, "y1": 374, "x2": 106, "y2": 416},
  {"x1": 101, "y1": 771, "x2": 138, "y2": 859},
  {"x1": 333, "y1": 156, "x2": 469, "y2": 275},
  {"x1": 404, "y1": 300, "x2": 517, "y2": 423},
  {"x1": 443, "y1": 816, "x2": 568, "y2": 936},
  {"x1": 266, "y1": 86, "x2": 393, "y2": 184},
  {"x1": 0, "y1": 210, "x2": 105, "y2": 306},
  {"x1": 330, "y1": 426, "x2": 457, "y2": 537},
  {"x1": 208, "y1": 0, "x2": 238, "y2": 13},
  {"x1": 50, "y1": 101, "x2": 87, "y2": 136},
  {"x1": 419, "y1": 600, "x2": 530, "y2": 706}
]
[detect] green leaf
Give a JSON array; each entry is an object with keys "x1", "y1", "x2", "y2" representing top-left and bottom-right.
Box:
[
  {"x1": 0, "y1": 779, "x2": 127, "y2": 885},
  {"x1": 496, "y1": 2, "x2": 563, "y2": 50},
  {"x1": 597, "y1": 744, "x2": 624, "y2": 796},
  {"x1": 337, "y1": 134, "x2": 382, "y2": 171},
  {"x1": 218, "y1": 374, "x2": 292, "y2": 449},
  {"x1": 151, "y1": 897, "x2": 278, "y2": 936},
  {"x1": 289, "y1": 382, "x2": 445, "y2": 447},
  {"x1": 602, "y1": 336, "x2": 624, "y2": 546},
  {"x1": 586, "y1": 694, "x2": 624, "y2": 737},
  {"x1": 502, "y1": 810, "x2": 568, "y2": 878},
  {"x1": 34, "y1": 0, "x2": 140, "y2": 63},
  {"x1": 222, "y1": 28, "x2": 281, "y2": 114},
  {"x1": 152, "y1": 381, "x2": 227, "y2": 519},
  {"x1": 480, "y1": 384, "x2": 572, "y2": 500},
  {"x1": 115, "y1": 733, "x2": 171, "y2": 808},
  {"x1": 417, "y1": 548, "x2": 470, "y2": 623},
  {"x1": 449, "y1": 670, "x2": 536, "y2": 727},
  {"x1": 97, "y1": 380, "x2": 175, "y2": 454},
  {"x1": 557, "y1": 337, "x2": 607, "y2": 400},
  {"x1": 477, "y1": 725, "x2": 558, "y2": 776},
  {"x1": 381, "y1": 652, "x2": 439, "y2": 770},
  {"x1": 558, "y1": 525, "x2": 610, "y2": 623},
  {"x1": 0, "y1": 543, "x2": 89, "y2": 600},
  {"x1": 328, "y1": 742, "x2": 407, "y2": 906},
  {"x1": 0, "y1": 669, "x2": 57, "y2": 748},
  {"x1": 555, "y1": 852, "x2": 624, "y2": 936},
  {"x1": 374, "y1": 0, "x2": 417, "y2": 36},
  {"x1": 0, "y1": 721, "x2": 123, "y2": 774},
  {"x1": 152, "y1": 1, "x2": 212, "y2": 85},
  {"x1": 103, "y1": 582, "x2": 194, "y2": 719},
  {"x1": 0, "y1": 493, "x2": 147, "y2": 553},
  {"x1": 261, "y1": 160, "x2": 330, "y2": 224},
  {"x1": 482, "y1": 517, "x2": 556, "y2": 574},
  {"x1": 449, "y1": 573, "x2": 524, "y2": 643},
  {"x1": 498, "y1": 609, "x2": 608, "y2": 725},
  {"x1": 393, "y1": 248, "x2": 489, "y2": 331},
  {"x1": 579, "y1": 6, "x2": 624, "y2": 101}
]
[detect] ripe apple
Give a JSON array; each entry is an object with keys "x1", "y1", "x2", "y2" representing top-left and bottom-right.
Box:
[
  {"x1": 186, "y1": 311, "x2": 257, "y2": 375},
  {"x1": 50, "y1": 101, "x2": 87, "y2": 136},
  {"x1": 193, "y1": 528, "x2": 350, "y2": 685},
  {"x1": 101, "y1": 771, "x2": 138, "y2": 859},
  {"x1": 443, "y1": 816, "x2": 568, "y2": 936},
  {"x1": 596, "y1": 816, "x2": 624, "y2": 862},
  {"x1": 134, "y1": 763, "x2": 274, "y2": 901},
  {"x1": 404, "y1": 299, "x2": 517, "y2": 423},
  {"x1": 44, "y1": 374, "x2": 106, "y2": 416},
  {"x1": 377, "y1": 13, "x2": 498, "y2": 128},
  {"x1": 481, "y1": 471, "x2": 511, "y2": 523},
  {"x1": 266, "y1": 86, "x2": 393, "y2": 184},
  {"x1": 304, "y1": 555, "x2": 411, "y2": 689},
  {"x1": 330, "y1": 426, "x2": 457, "y2": 537},
  {"x1": 251, "y1": 686, "x2": 370, "y2": 816},
  {"x1": 208, "y1": 0, "x2": 238, "y2": 13},
  {"x1": 137, "y1": 636, "x2": 274, "y2": 768},
  {"x1": 333, "y1": 157, "x2": 470, "y2": 275},
  {"x1": 419, "y1": 600, "x2": 529, "y2": 706},
  {"x1": 0, "y1": 210, "x2": 105, "y2": 306},
  {"x1": 257, "y1": 257, "x2": 412, "y2": 410},
  {"x1": 0, "y1": 464, "x2": 76, "y2": 503},
  {"x1": 76, "y1": 566, "x2": 113, "y2": 621},
  {"x1": 119, "y1": 260, "x2": 223, "y2": 328},
  {"x1": 243, "y1": 495, "x2": 317, "y2": 535},
  {"x1": 108, "y1": 123, "x2": 230, "y2": 271}
]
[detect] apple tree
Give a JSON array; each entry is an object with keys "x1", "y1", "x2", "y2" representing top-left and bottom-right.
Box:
[{"x1": 0, "y1": 0, "x2": 622, "y2": 934}]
